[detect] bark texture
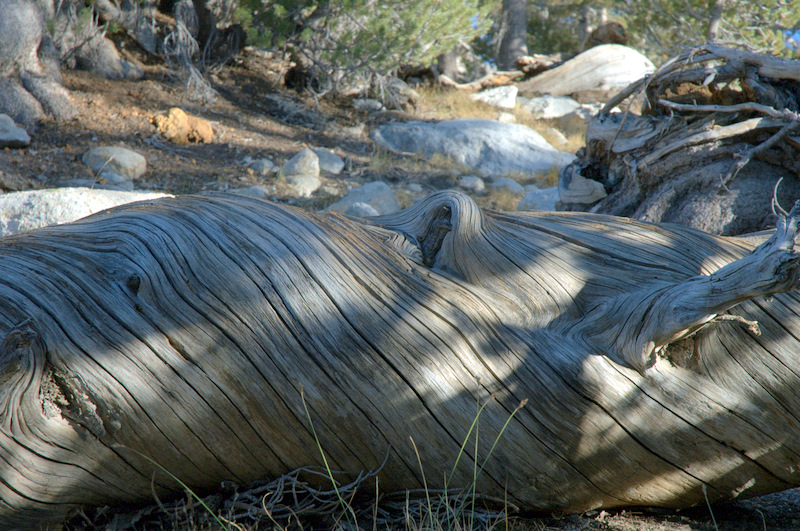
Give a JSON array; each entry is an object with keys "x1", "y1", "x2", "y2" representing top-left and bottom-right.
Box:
[
  {"x1": 1, "y1": 192, "x2": 800, "y2": 527},
  {"x1": 560, "y1": 44, "x2": 800, "y2": 236},
  {"x1": 0, "y1": 0, "x2": 77, "y2": 127},
  {"x1": 496, "y1": 0, "x2": 528, "y2": 71},
  {"x1": 516, "y1": 44, "x2": 655, "y2": 102}
]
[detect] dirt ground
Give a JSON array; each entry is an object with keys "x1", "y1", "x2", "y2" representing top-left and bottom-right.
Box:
[
  {"x1": 3, "y1": 47, "x2": 800, "y2": 531},
  {"x1": 0, "y1": 48, "x2": 461, "y2": 212}
]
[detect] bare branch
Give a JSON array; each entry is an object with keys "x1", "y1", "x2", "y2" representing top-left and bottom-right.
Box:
[{"x1": 657, "y1": 99, "x2": 800, "y2": 121}]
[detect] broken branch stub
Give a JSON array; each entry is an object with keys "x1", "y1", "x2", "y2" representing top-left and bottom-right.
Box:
[
  {"x1": 1, "y1": 192, "x2": 800, "y2": 526},
  {"x1": 574, "y1": 202, "x2": 800, "y2": 372}
]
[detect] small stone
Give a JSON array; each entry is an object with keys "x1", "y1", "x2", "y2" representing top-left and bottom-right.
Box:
[
  {"x1": 344, "y1": 202, "x2": 380, "y2": 217},
  {"x1": 353, "y1": 98, "x2": 385, "y2": 112},
  {"x1": 459, "y1": 175, "x2": 485, "y2": 193},
  {"x1": 285, "y1": 173, "x2": 321, "y2": 198},
  {"x1": 559, "y1": 165, "x2": 607, "y2": 204},
  {"x1": 96, "y1": 171, "x2": 128, "y2": 186},
  {"x1": 82, "y1": 146, "x2": 147, "y2": 182},
  {"x1": 325, "y1": 181, "x2": 400, "y2": 216},
  {"x1": 246, "y1": 158, "x2": 276, "y2": 176},
  {"x1": 233, "y1": 185, "x2": 270, "y2": 199},
  {"x1": 282, "y1": 148, "x2": 322, "y2": 197},
  {"x1": 312, "y1": 147, "x2": 345, "y2": 175},
  {"x1": 490, "y1": 177, "x2": 525, "y2": 195},
  {"x1": 282, "y1": 147, "x2": 320, "y2": 179},
  {"x1": 342, "y1": 123, "x2": 366, "y2": 137},
  {"x1": 0, "y1": 114, "x2": 30, "y2": 148},
  {"x1": 544, "y1": 127, "x2": 569, "y2": 149},
  {"x1": 408, "y1": 183, "x2": 423, "y2": 193},
  {"x1": 389, "y1": 77, "x2": 420, "y2": 106},
  {"x1": 470, "y1": 86, "x2": 518, "y2": 109},
  {"x1": 497, "y1": 112, "x2": 516, "y2": 123}
]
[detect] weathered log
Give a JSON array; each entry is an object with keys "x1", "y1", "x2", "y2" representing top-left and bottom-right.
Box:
[
  {"x1": 562, "y1": 44, "x2": 800, "y2": 235},
  {"x1": 2, "y1": 191, "x2": 800, "y2": 527},
  {"x1": 516, "y1": 44, "x2": 655, "y2": 102}
]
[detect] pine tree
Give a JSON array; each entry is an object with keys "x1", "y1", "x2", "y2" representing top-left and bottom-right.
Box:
[
  {"x1": 235, "y1": 0, "x2": 493, "y2": 94},
  {"x1": 522, "y1": 1, "x2": 800, "y2": 63}
]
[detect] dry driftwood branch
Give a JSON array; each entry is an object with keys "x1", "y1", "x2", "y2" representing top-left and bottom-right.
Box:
[
  {"x1": 515, "y1": 52, "x2": 573, "y2": 75},
  {"x1": 438, "y1": 70, "x2": 521, "y2": 91},
  {"x1": 721, "y1": 120, "x2": 800, "y2": 186},
  {"x1": 703, "y1": 43, "x2": 800, "y2": 81},
  {"x1": 657, "y1": 99, "x2": 800, "y2": 121},
  {"x1": 565, "y1": 44, "x2": 800, "y2": 235},
  {"x1": 2, "y1": 192, "x2": 800, "y2": 527},
  {"x1": 640, "y1": 116, "x2": 785, "y2": 167}
]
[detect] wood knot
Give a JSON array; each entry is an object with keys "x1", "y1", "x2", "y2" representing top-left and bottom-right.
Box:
[
  {"x1": 420, "y1": 205, "x2": 453, "y2": 267},
  {"x1": 126, "y1": 273, "x2": 141, "y2": 294}
]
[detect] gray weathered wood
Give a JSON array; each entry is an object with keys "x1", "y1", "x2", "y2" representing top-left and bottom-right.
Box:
[
  {"x1": 516, "y1": 44, "x2": 654, "y2": 99},
  {"x1": 1, "y1": 191, "x2": 800, "y2": 527},
  {"x1": 565, "y1": 44, "x2": 800, "y2": 236}
]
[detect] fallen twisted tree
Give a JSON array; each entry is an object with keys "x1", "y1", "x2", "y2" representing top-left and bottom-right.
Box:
[
  {"x1": 2, "y1": 191, "x2": 800, "y2": 527},
  {"x1": 560, "y1": 44, "x2": 800, "y2": 235}
]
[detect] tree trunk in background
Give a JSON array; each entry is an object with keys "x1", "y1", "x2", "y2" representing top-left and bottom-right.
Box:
[
  {"x1": 2, "y1": 191, "x2": 800, "y2": 527},
  {"x1": 707, "y1": 0, "x2": 726, "y2": 40},
  {"x1": 436, "y1": 46, "x2": 461, "y2": 81},
  {"x1": 496, "y1": 0, "x2": 527, "y2": 70}
]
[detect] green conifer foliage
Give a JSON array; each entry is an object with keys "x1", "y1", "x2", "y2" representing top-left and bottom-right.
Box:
[
  {"x1": 234, "y1": 0, "x2": 493, "y2": 92},
  {"x1": 520, "y1": 1, "x2": 799, "y2": 63}
]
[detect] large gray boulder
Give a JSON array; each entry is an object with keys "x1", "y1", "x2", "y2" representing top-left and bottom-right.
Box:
[
  {"x1": 371, "y1": 118, "x2": 575, "y2": 177},
  {"x1": 0, "y1": 188, "x2": 171, "y2": 237}
]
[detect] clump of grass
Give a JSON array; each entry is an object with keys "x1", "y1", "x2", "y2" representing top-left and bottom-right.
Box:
[
  {"x1": 370, "y1": 148, "x2": 472, "y2": 177},
  {"x1": 412, "y1": 86, "x2": 586, "y2": 155},
  {"x1": 474, "y1": 188, "x2": 523, "y2": 212},
  {"x1": 539, "y1": 166, "x2": 561, "y2": 189},
  {"x1": 414, "y1": 86, "x2": 505, "y2": 122}
]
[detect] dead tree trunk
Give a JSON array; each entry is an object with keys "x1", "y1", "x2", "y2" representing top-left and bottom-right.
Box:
[
  {"x1": 2, "y1": 191, "x2": 800, "y2": 527},
  {"x1": 560, "y1": 44, "x2": 800, "y2": 235}
]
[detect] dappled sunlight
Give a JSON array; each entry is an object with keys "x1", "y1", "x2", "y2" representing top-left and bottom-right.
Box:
[{"x1": 2, "y1": 190, "x2": 800, "y2": 526}]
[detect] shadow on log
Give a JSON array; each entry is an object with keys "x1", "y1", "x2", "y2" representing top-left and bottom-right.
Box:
[{"x1": 1, "y1": 191, "x2": 800, "y2": 527}]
